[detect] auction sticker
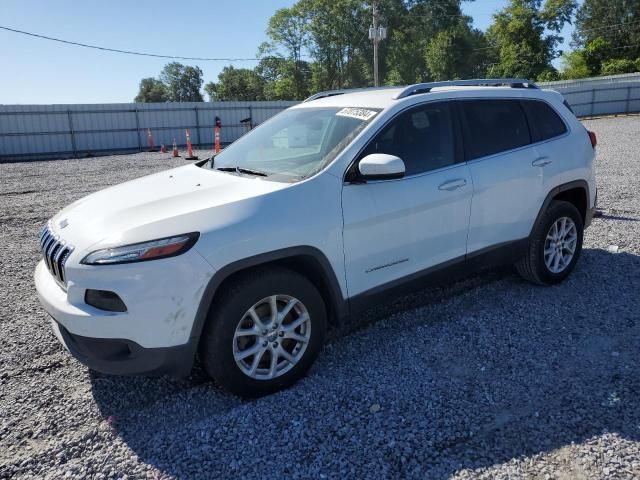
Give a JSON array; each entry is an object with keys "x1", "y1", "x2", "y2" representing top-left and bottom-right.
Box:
[{"x1": 336, "y1": 107, "x2": 378, "y2": 121}]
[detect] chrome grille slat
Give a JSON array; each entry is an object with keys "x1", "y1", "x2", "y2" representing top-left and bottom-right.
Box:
[
  {"x1": 39, "y1": 227, "x2": 48, "y2": 245},
  {"x1": 38, "y1": 223, "x2": 73, "y2": 287},
  {"x1": 59, "y1": 250, "x2": 71, "y2": 283},
  {"x1": 52, "y1": 244, "x2": 66, "y2": 279},
  {"x1": 45, "y1": 236, "x2": 59, "y2": 272},
  {"x1": 41, "y1": 231, "x2": 52, "y2": 250},
  {"x1": 49, "y1": 244, "x2": 61, "y2": 277}
]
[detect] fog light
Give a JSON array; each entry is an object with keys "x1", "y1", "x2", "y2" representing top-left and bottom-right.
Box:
[{"x1": 85, "y1": 289, "x2": 127, "y2": 312}]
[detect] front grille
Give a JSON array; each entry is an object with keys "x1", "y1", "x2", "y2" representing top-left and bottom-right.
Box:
[{"x1": 39, "y1": 223, "x2": 73, "y2": 286}]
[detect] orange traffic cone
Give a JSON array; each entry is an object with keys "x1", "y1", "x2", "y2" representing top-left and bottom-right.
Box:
[
  {"x1": 160, "y1": 144, "x2": 167, "y2": 153},
  {"x1": 147, "y1": 128, "x2": 158, "y2": 152},
  {"x1": 172, "y1": 139, "x2": 180, "y2": 158},
  {"x1": 214, "y1": 126, "x2": 221, "y2": 154},
  {"x1": 185, "y1": 129, "x2": 198, "y2": 160}
]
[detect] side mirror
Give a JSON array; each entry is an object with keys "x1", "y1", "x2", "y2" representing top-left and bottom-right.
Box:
[{"x1": 358, "y1": 153, "x2": 405, "y2": 181}]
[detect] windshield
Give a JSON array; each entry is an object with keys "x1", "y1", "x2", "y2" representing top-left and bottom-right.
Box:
[{"x1": 208, "y1": 107, "x2": 380, "y2": 181}]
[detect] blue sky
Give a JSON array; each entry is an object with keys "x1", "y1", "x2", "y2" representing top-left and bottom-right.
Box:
[{"x1": 0, "y1": 1, "x2": 576, "y2": 104}]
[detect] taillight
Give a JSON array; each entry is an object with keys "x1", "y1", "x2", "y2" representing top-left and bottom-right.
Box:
[{"x1": 588, "y1": 130, "x2": 597, "y2": 148}]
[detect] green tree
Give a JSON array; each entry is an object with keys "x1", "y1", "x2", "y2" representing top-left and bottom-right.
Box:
[
  {"x1": 582, "y1": 37, "x2": 611, "y2": 75},
  {"x1": 204, "y1": 66, "x2": 266, "y2": 101},
  {"x1": 256, "y1": 56, "x2": 312, "y2": 100},
  {"x1": 559, "y1": 50, "x2": 591, "y2": 79},
  {"x1": 384, "y1": 0, "x2": 471, "y2": 84},
  {"x1": 261, "y1": 6, "x2": 313, "y2": 99},
  {"x1": 267, "y1": 6, "x2": 309, "y2": 63},
  {"x1": 297, "y1": 0, "x2": 372, "y2": 90},
  {"x1": 558, "y1": 37, "x2": 613, "y2": 79},
  {"x1": 537, "y1": 68, "x2": 560, "y2": 81},
  {"x1": 574, "y1": 0, "x2": 640, "y2": 62},
  {"x1": 424, "y1": 20, "x2": 491, "y2": 81},
  {"x1": 134, "y1": 78, "x2": 169, "y2": 103},
  {"x1": 159, "y1": 62, "x2": 204, "y2": 102},
  {"x1": 601, "y1": 58, "x2": 639, "y2": 75},
  {"x1": 486, "y1": 0, "x2": 577, "y2": 80}
]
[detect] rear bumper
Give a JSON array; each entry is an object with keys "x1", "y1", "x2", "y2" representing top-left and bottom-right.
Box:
[
  {"x1": 585, "y1": 188, "x2": 598, "y2": 228},
  {"x1": 585, "y1": 206, "x2": 596, "y2": 228},
  {"x1": 50, "y1": 317, "x2": 196, "y2": 377}
]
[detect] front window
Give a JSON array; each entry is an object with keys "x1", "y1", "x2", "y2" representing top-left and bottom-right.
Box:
[{"x1": 207, "y1": 107, "x2": 380, "y2": 181}]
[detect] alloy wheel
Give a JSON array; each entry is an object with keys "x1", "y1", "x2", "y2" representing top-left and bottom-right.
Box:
[
  {"x1": 544, "y1": 216, "x2": 578, "y2": 274},
  {"x1": 232, "y1": 295, "x2": 311, "y2": 380}
]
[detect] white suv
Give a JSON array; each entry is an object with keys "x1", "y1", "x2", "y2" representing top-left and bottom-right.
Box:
[{"x1": 35, "y1": 79, "x2": 597, "y2": 396}]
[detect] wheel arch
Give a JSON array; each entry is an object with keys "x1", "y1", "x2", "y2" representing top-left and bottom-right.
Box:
[
  {"x1": 531, "y1": 180, "x2": 590, "y2": 236},
  {"x1": 189, "y1": 246, "x2": 348, "y2": 347}
]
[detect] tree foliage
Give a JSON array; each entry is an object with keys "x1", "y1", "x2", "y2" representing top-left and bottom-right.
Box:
[
  {"x1": 561, "y1": 0, "x2": 640, "y2": 78},
  {"x1": 486, "y1": 0, "x2": 577, "y2": 80},
  {"x1": 134, "y1": 63, "x2": 203, "y2": 102},
  {"x1": 559, "y1": 50, "x2": 591, "y2": 79},
  {"x1": 136, "y1": 0, "x2": 640, "y2": 102},
  {"x1": 574, "y1": 0, "x2": 640, "y2": 60},
  {"x1": 204, "y1": 66, "x2": 265, "y2": 101},
  {"x1": 159, "y1": 63, "x2": 204, "y2": 102},
  {"x1": 134, "y1": 78, "x2": 169, "y2": 103},
  {"x1": 601, "y1": 58, "x2": 640, "y2": 76},
  {"x1": 425, "y1": 20, "x2": 490, "y2": 81}
]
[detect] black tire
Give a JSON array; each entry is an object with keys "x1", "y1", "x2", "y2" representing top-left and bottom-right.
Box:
[
  {"x1": 516, "y1": 200, "x2": 584, "y2": 285},
  {"x1": 200, "y1": 266, "x2": 326, "y2": 397}
]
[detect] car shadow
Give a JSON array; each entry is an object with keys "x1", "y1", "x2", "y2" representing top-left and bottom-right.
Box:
[
  {"x1": 598, "y1": 213, "x2": 640, "y2": 222},
  {"x1": 90, "y1": 248, "x2": 640, "y2": 478}
]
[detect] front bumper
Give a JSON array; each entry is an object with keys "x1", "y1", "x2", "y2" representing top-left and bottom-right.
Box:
[
  {"x1": 50, "y1": 318, "x2": 195, "y2": 376},
  {"x1": 34, "y1": 247, "x2": 215, "y2": 376}
]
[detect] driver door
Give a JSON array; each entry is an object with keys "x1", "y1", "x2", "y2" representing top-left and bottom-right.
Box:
[{"x1": 341, "y1": 101, "x2": 473, "y2": 298}]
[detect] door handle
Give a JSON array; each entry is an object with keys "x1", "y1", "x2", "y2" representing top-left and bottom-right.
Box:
[
  {"x1": 438, "y1": 179, "x2": 467, "y2": 191},
  {"x1": 532, "y1": 157, "x2": 552, "y2": 167}
]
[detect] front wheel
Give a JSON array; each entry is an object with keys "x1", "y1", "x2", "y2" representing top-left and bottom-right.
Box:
[
  {"x1": 516, "y1": 200, "x2": 584, "y2": 285},
  {"x1": 200, "y1": 267, "x2": 326, "y2": 397}
]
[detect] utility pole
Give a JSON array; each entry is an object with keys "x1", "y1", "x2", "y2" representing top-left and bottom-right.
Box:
[{"x1": 369, "y1": 0, "x2": 386, "y2": 87}]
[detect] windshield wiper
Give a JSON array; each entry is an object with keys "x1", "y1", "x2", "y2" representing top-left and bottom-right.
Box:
[{"x1": 216, "y1": 166, "x2": 268, "y2": 177}]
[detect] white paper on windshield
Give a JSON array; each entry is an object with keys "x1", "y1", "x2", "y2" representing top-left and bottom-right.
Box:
[{"x1": 336, "y1": 107, "x2": 378, "y2": 121}]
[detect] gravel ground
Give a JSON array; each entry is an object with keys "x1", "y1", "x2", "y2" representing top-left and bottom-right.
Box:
[{"x1": 1, "y1": 119, "x2": 639, "y2": 479}]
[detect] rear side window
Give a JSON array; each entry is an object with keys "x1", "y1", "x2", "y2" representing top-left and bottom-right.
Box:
[
  {"x1": 521, "y1": 100, "x2": 568, "y2": 142},
  {"x1": 460, "y1": 100, "x2": 531, "y2": 160}
]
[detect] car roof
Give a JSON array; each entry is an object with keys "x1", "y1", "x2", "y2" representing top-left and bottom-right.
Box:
[{"x1": 292, "y1": 79, "x2": 558, "y2": 111}]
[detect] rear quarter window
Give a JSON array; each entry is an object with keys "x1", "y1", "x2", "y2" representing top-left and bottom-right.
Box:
[
  {"x1": 521, "y1": 100, "x2": 568, "y2": 142},
  {"x1": 460, "y1": 99, "x2": 531, "y2": 160}
]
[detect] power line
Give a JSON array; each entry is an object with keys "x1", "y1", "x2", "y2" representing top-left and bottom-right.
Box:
[
  {"x1": 0, "y1": 25, "x2": 260, "y2": 62},
  {"x1": 577, "y1": 20, "x2": 640, "y2": 34},
  {"x1": 609, "y1": 43, "x2": 640, "y2": 50}
]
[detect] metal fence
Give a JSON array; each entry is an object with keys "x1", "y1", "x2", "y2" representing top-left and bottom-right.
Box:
[
  {"x1": 0, "y1": 101, "x2": 298, "y2": 162},
  {"x1": 540, "y1": 72, "x2": 640, "y2": 118},
  {"x1": 2, "y1": 73, "x2": 639, "y2": 162}
]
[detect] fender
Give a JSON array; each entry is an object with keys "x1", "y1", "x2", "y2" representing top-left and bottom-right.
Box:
[
  {"x1": 188, "y1": 246, "x2": 348, "y2": 349},
  {"x1": 530, "y1": 179, "x2": 591, "y2": 236}
]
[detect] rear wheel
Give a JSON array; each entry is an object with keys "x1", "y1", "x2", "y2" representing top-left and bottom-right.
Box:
[
  {"x1": 516, "y1": 200, "x2": 584, "y2": 285},
  {"x1": 200, "y1": 267, "x2": 326, "y2": 397}
]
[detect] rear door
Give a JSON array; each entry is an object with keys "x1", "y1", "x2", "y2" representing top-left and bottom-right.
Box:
[
  {"x1": 459, "y1": 99, "x2": 543, "y2": 253},
  {"x1": 519, "y1": 99, "x2": 572, "y2": 193},
  {"x1": 341, "y1": 101, "x2": 473, "y2": 297}
]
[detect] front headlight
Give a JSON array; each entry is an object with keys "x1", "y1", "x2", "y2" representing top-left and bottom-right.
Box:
[{"x1": 81, "y1": 233, "x2": 199, "y2": 265}]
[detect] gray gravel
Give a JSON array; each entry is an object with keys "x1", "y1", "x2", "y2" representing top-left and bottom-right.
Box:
[{"x1": 1, "y1": 119, "x2": 640, "y2": 479}]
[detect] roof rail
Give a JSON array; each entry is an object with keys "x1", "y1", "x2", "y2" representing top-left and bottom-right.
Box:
[
  {"x1": 303, "y1": 90, "x2": 348, "y2": 103},
  {"x1": 303, "y1": 86, "x2": 399, "y2": 103},
  {"x1": 393, "y1": 79, "x2": 538, "y2": 100}
]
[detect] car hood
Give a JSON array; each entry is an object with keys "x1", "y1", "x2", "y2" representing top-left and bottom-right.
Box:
[{"x1": 49, "y1": 163, "x2": 289, "y2": 251}]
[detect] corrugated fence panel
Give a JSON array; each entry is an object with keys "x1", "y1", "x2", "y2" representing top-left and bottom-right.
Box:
[
  {"x1": 541, "y1": 73, "x2": 640, "y2": 117},
  {"x1": 0, "y1": 101, "x2": 297, "y2": 161}
]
